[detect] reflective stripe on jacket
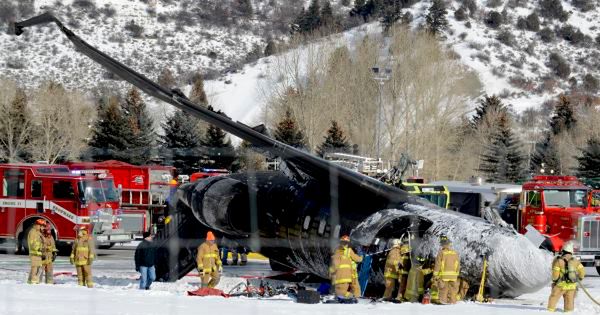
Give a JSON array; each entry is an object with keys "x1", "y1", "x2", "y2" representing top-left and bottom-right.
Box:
[
  {"x1": 28, "y1": 229, "x2": 43, "y2": 257},
  {"x1": 330, "y1": 246, "x2": 362, "y2": 285},
  {"x1": 433, "y1": 247, "x2": 460, "y2": 281},
  {"x1": 70, "y1": 236, "x2": 95, "y2": 266},
  {"x1": 196, "y1": 242, "x2": 221, "y2": 272}
]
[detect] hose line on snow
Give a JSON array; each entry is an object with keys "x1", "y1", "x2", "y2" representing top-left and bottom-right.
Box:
[{"x1": 578, "y1": 279, "x2": 600, "y2": 307}]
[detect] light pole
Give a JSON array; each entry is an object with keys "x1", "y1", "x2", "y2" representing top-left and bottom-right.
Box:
[{"x1": 371, "y1": 67, "x2": 391, "y2": 162}]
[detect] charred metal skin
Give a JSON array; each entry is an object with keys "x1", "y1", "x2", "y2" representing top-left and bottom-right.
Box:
[{"x1": 12, "y1": 13, "x2": 552, "y2": 297}]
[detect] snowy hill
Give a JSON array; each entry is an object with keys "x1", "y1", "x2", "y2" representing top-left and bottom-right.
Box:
[
  {"x1": 2, "y1": 0, "x2": 600, "y2": 123},
  {"x1": 432, "y1": 0, "x2": 600, "y2": 111}
]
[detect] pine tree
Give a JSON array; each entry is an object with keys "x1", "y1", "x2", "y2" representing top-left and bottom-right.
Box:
[
  {"x1": 122, "y1": 88, "x2": 156, "y2": 165},
  {"x1": 317, "y1": 120, "x2": 351, "y2": 157},
  {"x1": 321, "y1": 0, "x2": 334, "y2": 27},
  {"x1": 471, "y1": 95, "x2": 505, "y2": 128},
  {"x1": 203, "y1": 124, "x2": 235, "y2": 169},
  {"x1": 351, "y1": 0, "x2": 376, "y2": 22},
  {"x1": 479, "y1": 112, "x2": 525, "y2": 183},
  {"x1": 425, "y1": 0, "x2": 448, "y2": 35},
  {"x1": 576, "y1": 137, "x2": 600, "y2": 178},
  {"x1": 274, "y1": 110, "x2": 307, "y2": 149},
  {"x1": 264, "y1": 39, "x2": 276, "y2": 56},
  {"x1": 549, "y1": 94, "x2": 576, "y2": 136},
  {"x1": 160, "y1": 109, "x2": 205, "y2": 175},
  {"x1": 190, "y1": 75, "x2": 208, "y2": 106},
  {"x1": 530, "y1": 95, "x2": 576, "y2": 174},
  {"x1": 88, "y1": 95, "x2": 133, "y2": 162},
  {"x1": 379, "y1": 0, "x2": 403, "y2": 32},
  {"x1": 306, "y1": 0, "x2": 322, "y2": 31}
]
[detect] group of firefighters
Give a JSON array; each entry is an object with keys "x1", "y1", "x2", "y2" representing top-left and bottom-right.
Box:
[
  {"x1": 27, "y1": 219, "x2": 95, "y2": 287},
  {"x1": 329, "y1": 234, "x2": 463, "y2": 304},
  {"x1": 25, "y1": 224, "x2": 587, "y2": 311}
]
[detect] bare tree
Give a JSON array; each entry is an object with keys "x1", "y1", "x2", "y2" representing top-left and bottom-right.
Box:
[
  {"x1": 0, "y1": 79, "x2": 34, "y2": 162},
  {"x1": 29, "y1": 83, "x2": 95, "y2": 164}
]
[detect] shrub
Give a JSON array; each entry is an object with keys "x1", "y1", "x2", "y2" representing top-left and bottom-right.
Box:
[
  {"x1": 583, "y1": 74, "x2": 599, "y2": 93},
  {"x1": 461, "y1": 0, "x2": 478, "y2": 16},
  {"x1": 548, "y1": 52, "x2": 571, "y2": 79},
  {"x1": 485, "y1": 10, "x2": 503, "y2": 28},
  {"x1": 465, "y1": 21, "x2": 472, "y2": 28},
  {"x1": 539, "y1": 0, "x2": 569, "y2": 21},
  {"x1": 125, "y1": 20, "x2": 144, "y2": 38},
  {"x1": 538, "y1": 27, "x2": 555, "y2": 43},
  {"x1": 72, "y1": 0, "x2": 96, "y2": 9},
  {"x1": 459, "y1": 32, "x2": 468, "y2": 40},
  {"x1": 525, "y1": 13, "x2": 540, "y2": 32},
  {"x1": 559, "y1": 25, "x2": 585, "y2": 45},
  {"x1": 497, "y1": 29, "x2": 516, "y2": 47},
  {"x1": 572, "y1": 0, "x2": 595, "y2": 12},
  {"x1": 454, "y1": 7, "x2": 467, "y2": 21},
  {"x1": 487, "y1": 0, "x2": 503, "y2": 7},
  {"x1": 100, "y1": 5, "x2": 116, "y2": 18}
]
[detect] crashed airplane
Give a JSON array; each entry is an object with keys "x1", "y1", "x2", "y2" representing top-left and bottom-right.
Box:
[{"x1": 12, "y1": 13, "x2": 552, "y2": 297}]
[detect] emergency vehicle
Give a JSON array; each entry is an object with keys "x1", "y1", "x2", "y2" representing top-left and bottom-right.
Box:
[
  {"x1": 400, "y1": 178, "x2": 450, "y2": 209},
  {"x1": 518, "y1": 175, "x2": 600, "y2": 273},
  {"x1": 190, "y1": 168, "x2": 230, "y2": 182},
  {"x1": 0, "y1": 164, "x2": 133, "y2": 252},
  {"x1": 66, "y1": 161, "x2": 175, "y2": 235}
]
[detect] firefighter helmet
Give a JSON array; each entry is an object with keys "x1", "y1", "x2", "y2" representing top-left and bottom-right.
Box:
[
  {"x1": 440, "y1": 235, "x2": 451, "y2": 246},
  {"x1": 392, "y1": 239, "x2": 401, "y2": 247},
  {"x1": 562, "y1": 241, "x2": 574, "y2": 254},
  {"x1": 35, "y1": 218, "x2": 46, "y2": 226},
  {"x1": 416, "y1": 256, "x2": 426, "y2": 263},
  {"x1": 340, "y1": 235, "x2": 350, "y2": 242},
  {"x1": 206, "y1": 231, "x2": 216, "y2": 241}
]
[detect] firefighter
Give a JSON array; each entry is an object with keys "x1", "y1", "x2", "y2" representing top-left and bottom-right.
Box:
[
  {"x1": 41, "y1": 222, "x2": 58, "y2": 284},
  {"x1": 398, "y1": 240, "x2": 412, "y2": 299},
  {"x1": 329, "y1": 235, "x2": 363, "y2": 300},
  {"x1": 382, "y1": 239, "x2": 402, "y2": 300},
  {"x1": 404, "y1": 255, "x2": 432, "y2": 302},
  {"x1": 196, "y1": 231, "x2": 222, "y2": 288},
  {"x1": 70, "y1": 226, "x2": 95, "y2": 288},
  {"x1": 433, "y1": 235, "x2": 460, "y2": 304},
  {"x1": 547, "y1": 241, "x2": 585, "y2": 312},
  {"x1": 27, "y1": 219, "x2": 46, "y2": 284}
]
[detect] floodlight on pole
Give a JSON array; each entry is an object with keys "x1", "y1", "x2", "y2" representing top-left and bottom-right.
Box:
[{"x1": 371, "y1": 66, "x2": 391, "y2": 162}]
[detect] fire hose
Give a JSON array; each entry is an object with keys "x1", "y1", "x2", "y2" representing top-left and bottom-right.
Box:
[{"x1": 578, "y1": 279, "x2": 600, "y2": 307}]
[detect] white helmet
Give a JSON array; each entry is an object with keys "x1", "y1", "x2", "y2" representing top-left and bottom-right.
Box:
[
  {"x1": 392, "y1": 239, "x2": 401, "y2": 247},
  {"x1": 562, "y1": 241, "x2": 575, "y2": 254}
]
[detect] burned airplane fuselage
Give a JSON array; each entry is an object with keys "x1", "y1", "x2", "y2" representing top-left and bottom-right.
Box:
[{"x1": 12, "y1": 13, "x2": 552, "y2": 298}]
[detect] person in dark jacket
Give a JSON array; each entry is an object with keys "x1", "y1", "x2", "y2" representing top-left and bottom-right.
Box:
[{"x1": 135, "y1": 231, "x2": 156, "y2": 290}]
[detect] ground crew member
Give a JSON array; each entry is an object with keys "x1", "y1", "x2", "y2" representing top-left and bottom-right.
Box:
[
  {"x1": 41, "y1": 222, "x2": 58, "y2": 284},
  {"x1": 27, "y1": 219, "x2": 46, "y2": 284},
  {"x1": 404, "y1": 255, "x2": 432, "y2": 302},
  {"x1": 70, "y1": 226, "x2": 95, "y2": 288},
  {"x1": 433, "y1": 235, "x2": 460, "y2": 304},
  {"x1": 196, "y1": 231, "x2": 222, "y2": 288},
  {"x1": 232, "y1": 246, "x2": 248, "y2": 266},
  {"x1": 329, "y1": 235, "x2": 363, "y2": 299},
  {"x1": 547, "y1": 241, "x2": 585, "y2": 312}
]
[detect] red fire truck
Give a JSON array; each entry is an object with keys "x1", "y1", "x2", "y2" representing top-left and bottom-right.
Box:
[
  {"x1": 66, "y1": 161, "x2": 175, "y2": 235},
  {"x1": 0, "y1": 163, "x2": 133, "y2": 252},
  {"x1": 518, "y1": 175, "x2": 600, "y2": 273},
  {"x1": 190, "y1": 168, "x2": 230, "y2": 182}
]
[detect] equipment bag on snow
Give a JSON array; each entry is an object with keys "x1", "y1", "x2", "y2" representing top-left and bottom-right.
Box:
[{"x1": 296, "y1": 289, "x2": 321, "y2": 304}]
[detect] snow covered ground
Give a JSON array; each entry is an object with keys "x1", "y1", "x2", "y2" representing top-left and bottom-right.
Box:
[{"x1": 1, "y1": 253, "x2": 600, "y2": 315}]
